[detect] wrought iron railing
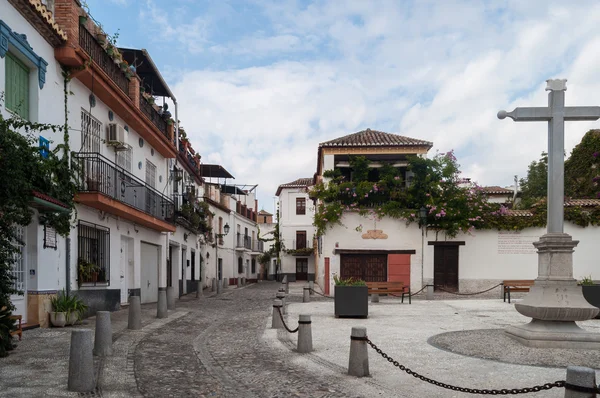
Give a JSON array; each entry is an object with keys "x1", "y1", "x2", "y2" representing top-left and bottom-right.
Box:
[
  {"x1": 139, "y1": 95, "x2": 168, "y2": 140},
  {"x1": 252, "y1": 239, "x2": 264, "y2": 252},
  {"x1": 236, "y1": 233, "x2": 252, "y2": 249},
  {"x1": 292, "y1": 239, "x2": 313, "y2": 251},
  {"x1": 78, "y1": 26, "x2": 130, "y2": 95},
  {"x1": 75, "y1": 152, "x2": 174, "y2": 222}
]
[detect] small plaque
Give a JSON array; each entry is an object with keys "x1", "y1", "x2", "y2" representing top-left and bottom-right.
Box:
[{"x1": 43, "y1": 225, "x2": 57, "y2": 249}]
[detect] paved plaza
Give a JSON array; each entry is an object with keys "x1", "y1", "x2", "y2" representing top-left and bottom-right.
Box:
[{"x1": 1, "y1": 281, "x2": 599, "y2": 397}]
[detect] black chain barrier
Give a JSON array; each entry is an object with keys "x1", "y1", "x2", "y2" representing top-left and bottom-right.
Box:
[
  {"x1": 362, "y1": 337, "x2": 574, "y2": 395},
  {"x1": 276, "y1": 306, "x2": 299, "y2": 333},
  {"x1": 434, "y1": 283, "x2": 503, "y2": 296},
  {"x1": 309, "y1": 288, "x2": 334, "y2": 299},
  {"x1": 389, "y1": 285, "x2": 428, "y2": 298}
]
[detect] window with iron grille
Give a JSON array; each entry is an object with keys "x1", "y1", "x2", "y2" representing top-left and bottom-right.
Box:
[
  {"x1": 81, "y1": 109, "x2": 102, "y2": 153},
  {"x1": 116, "y1": 144, "x2": 132, "y2": 172},
  {"x1": 78, "y1": 221, "x2": 110, "y2": 285},
  {"x1": 238, "y1": 257, "x2": 243, "y2": 274},
  {"x1": 11, "y1": 226, "x2": 26, "y2": 294},
  {"x1": 296, "y1": 197, "x2": 306, "y2": 215}
]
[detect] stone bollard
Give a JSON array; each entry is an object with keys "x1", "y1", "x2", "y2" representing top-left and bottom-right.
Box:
[
  {"x1": 371, "y1": 294, "x2": 380, "y2": 303},
  {"x1": 276, "y1": 291, "x2": 287, "y2": 315},
  {"x1": 427, "y1": 285, "x2": 434, "y2": 301},
  {"x1": 237, "y1": 277, "x2": 242, "y2": 287},
  {"x1": 166, "y1": 286, "x2": 176, "y2": 310},
  {"x1": 157, "y1": 288, "x2": 168, "y2": 319},
  {"x1": 297, "y1": 314, "x2": 313, "y2": 353},
  {"x1": 223, "y1": 278, "x2": 229, "y2": 289},
  {"x1": 68, "y1": 329, "x2": 95, "y2": 392},
  {"x1": 242, "y1": 277, "x2": 246, "y2": 286},
  {"x1": 309, "y1": 281, "x2": 314, "y2": 295},
  {"x1": 128, "y1": 295, "x2": 141, "y2": 330},
  {"x1": 285, "y1": 281, "x2": 289, "y2": 294},
  {"x1": 212, "y1": 278, "x2": 217, "y2": 292},
  {"x1": 271, "y1": 299, "x2": 284, "y2": 329},
  {"x1": 93, "y1": 311, "x2": 113, "y2": 356},
  {"x1": 303, "y1": 287, "x2": 310, "y2": 303},
  {"x1": 348, "y1": 327, "x2": 369, "y2": 377},
  {"x1": 196, "y1": 281, "x2": 202, "y2": 298},
  {"x1": 564, "y1": 366, "x2": 597, "y2": 398}
]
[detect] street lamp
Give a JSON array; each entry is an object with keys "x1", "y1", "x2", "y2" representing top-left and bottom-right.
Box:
[
  {"x1": 215, "y1": 222, "x2": 230, "y2": 294},
  {"x1": 419, "y1": 207, "x2": 427, "y2": 289}
]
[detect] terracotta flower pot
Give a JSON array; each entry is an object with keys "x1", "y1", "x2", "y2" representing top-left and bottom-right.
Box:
[{"x1": 50, "y1": 312, "x2": 67, "y2": 327}]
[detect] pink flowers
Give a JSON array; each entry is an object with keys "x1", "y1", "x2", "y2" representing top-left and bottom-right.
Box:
[
  {"x1": 365, "y1": 193, "x2": 369, "y2": 198},
  {"x1": 346, "y1": 187, "x2": 350, "y2": 191},
  {"x1": 353, "y1": 193, "x2": 357, "y2": 197},
  {"x1": 394, "y1": 176, "x2": 400, "y2": 181},
  {"x1": 593, "y1": 152, "x2": 599, "y2": 158},
  {"x1": 410, "y1": 213, "x2": 415, "y2": 217}
]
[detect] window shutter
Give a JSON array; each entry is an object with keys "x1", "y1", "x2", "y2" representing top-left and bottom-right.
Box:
[{"x1": 5, "y1": 53, "x2": 30, "y2": 120}]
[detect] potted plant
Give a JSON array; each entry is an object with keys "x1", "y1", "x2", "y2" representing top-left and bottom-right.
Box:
[
  {"x1": 334, "y1": 275, "x2": 368, "y2": 318},
  {"x1": 49, "y1": 294, "x2": 68, "y2": 327},
  {"x1": 580, "y1": 276, "x2": 600, "y2": 319},
  {"x1": 78, "y1": 258, "x2": 99, "y2": 285},
  {"x1": 79, "y1": 12, "x2": 88, "y2": 25},
  {"x1": 64, "y1": 292, "x2": 88, "y2": 326}
]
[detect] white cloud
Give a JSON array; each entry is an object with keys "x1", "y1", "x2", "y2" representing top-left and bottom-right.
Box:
[{"x1": 163, "y1": 0, "x2": 600, "y2": 213}]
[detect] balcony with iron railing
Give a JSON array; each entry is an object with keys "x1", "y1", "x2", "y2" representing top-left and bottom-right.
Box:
[
  {"x1": 139, "y1": 94, "x2": 169, "y2": 141},
  {"x1": 236, "y1": 233, "x2": 252, "y2": 250},
  {"x1": 288, "y1": 239, "x2": 313, "y2": 256},
  {"x1": 78, "y1": 26, "x2": 130, "y2": 95},
  {"x1": 74, "y1": 152, "x2": 175, "y2": 232},
  {"x1": 251, "y1": 239, "x2": 264, "y2": 253}
]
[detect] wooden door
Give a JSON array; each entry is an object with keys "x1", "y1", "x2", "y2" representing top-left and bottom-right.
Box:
[
  {"x1": 340, "y1": 254, "x2": 387, "y2": 282},
  {"x1": 433, "y1": 246, "x2": 459, "y2": 291},
  {"x1": 388, "y1": 254, "x2": 410, "y2": 287},
  {"x1": 296, "y1": 258, "x2": 308, "y2": 280}
]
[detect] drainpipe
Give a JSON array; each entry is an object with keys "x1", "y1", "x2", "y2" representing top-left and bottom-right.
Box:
[
  {"x1": 165, "y1": 100, "x2": 180, "y2": 288},
  {"x1": 66, "y1": 237, "x2": 71, "y2": 296}
]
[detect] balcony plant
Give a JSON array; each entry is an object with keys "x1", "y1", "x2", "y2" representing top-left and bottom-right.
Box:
[
  {"x1": 580, "y1": 276, "x2": 600, "y2": 319},
  {"x1": 78, "y1": 258, "x2": 100, "y2": 286},
  {"x1": 334, "y1": 275, "x2": 368, "y2": 318}
]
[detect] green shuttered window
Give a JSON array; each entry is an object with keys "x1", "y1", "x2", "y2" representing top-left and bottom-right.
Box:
[{"x1": 5, "y1": 52, "x2": 30, "y2": 120}]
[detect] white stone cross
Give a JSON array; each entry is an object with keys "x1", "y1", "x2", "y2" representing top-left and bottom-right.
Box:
[{"x1": 498, "y1": 79, "x2": 600, "y2": 233}]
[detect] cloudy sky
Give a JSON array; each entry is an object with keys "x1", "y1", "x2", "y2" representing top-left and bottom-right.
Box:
[{"x1": 88, "y1": 0, "x2": 600, "y2": 214}]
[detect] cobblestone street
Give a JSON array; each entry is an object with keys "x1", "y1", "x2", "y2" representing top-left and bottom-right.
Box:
[{"x1": 0, "y1": 282, "x2": 368, "y2": 398}]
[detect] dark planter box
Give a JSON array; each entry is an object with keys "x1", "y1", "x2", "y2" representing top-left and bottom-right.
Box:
[
  {"x1": 334, "y1": 285, "x2": 368, "y2": 318},
  {"x1": 582, "y1": 285, "x2": 600, "y2": 319}
]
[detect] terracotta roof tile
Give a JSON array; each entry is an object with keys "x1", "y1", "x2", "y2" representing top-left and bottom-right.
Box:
[
  {"x1": 564, "y1": 198, "x2": 600, "y2": 207},
  {"x1": 275, "y1": 177, "x2": 313, "y2": 196},
  {"x1": 32, "y1": 190, "x2": 69, "y2": 209},
  {"x1": 319, "y1": 128, "x2": 433, "y2": 148}
]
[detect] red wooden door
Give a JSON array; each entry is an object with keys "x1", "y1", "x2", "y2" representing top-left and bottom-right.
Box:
[
  {"x1": 324, "y1": 257, "x2": 330, "y2": 295},
  {"x1": 388, "y1": 254, "x2": 410, "y2": 287}
]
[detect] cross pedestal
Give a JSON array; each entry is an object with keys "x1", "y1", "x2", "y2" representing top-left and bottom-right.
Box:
[{"x1": 498, "y1": 79, "x2": 600, "y2": 348}]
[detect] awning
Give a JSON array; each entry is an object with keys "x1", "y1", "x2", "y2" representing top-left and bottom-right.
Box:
[
  {"x1": 220, "y1": 185, "x2": 246, "y2": 195},
  {"x1": 30, "y1": 191, "x2": 70, "y2": 213},
  {"x1": 199, "y1": 164, "x2": 235, "y2": 179},
  {"x1": 119, "y1": 48, "x2": 175, "y2": 99}
]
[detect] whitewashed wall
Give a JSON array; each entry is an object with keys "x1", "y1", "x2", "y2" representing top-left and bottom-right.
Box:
[{"x1": 318, "y1": 211, "x2": 600, "y2": 294}]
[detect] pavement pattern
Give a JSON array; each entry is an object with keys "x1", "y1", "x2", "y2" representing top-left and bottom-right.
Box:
[{"x1": 0, "y1": 282, "x2": 367, "y2": 398}]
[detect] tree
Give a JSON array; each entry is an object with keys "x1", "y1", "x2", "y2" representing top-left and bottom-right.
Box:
[
  {"x1": 518, "y1": 152, "x2": 547, "y2": 208},
  {"x1": 565, "y1": 130, "x2": 600, "y2": 199}
]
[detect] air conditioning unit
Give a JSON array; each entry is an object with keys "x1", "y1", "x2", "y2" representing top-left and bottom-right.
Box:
[{"x1": 107, "y1": 123, "x2": 126, "y2": 146}]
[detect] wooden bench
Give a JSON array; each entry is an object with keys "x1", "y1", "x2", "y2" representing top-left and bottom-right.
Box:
[
  {"x1": 366, "y1": 282, "x2": 411, "y2": 304},
  {"x1": 9, "y1": 314, "x2": 23, "y2": 341},
  {"x1": 503, "y1": 280, "x2": 534, "y2": 303}
]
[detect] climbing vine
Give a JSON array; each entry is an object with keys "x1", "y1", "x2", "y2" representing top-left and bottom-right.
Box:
[{"x1": 311, "y1": 151, "x2": 600, "y2": 239}]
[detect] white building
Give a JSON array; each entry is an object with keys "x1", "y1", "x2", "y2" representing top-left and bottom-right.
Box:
[
  {"x1": 312, "y1": 129, "x2": 600, "y2": 295},
  {"x1": 1, "y1": 0, "x2": 70, "y2": 327},
  {"x1": 276, "y1": 178, "x2": 316, "y2": 282}
]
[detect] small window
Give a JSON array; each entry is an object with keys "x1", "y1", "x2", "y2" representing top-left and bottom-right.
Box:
[
  {"x1": 5, "y1": 52, "x2": 30, "y2": 120},
  {"x1": 296, "y1": 197, "x2": 306, "y2": 215},
  {"x1": 78, "y1": 221, "x2": 110, "y2": 285}
]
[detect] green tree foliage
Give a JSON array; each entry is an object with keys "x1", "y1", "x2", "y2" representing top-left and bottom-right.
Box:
[
  {"x1": 0, "y1": 98, "x2": 78, "y2": 356},
  {"x1": 565, "y1": 130, "x2": 600, "y2": 199},
  {"x1": 518, "y1": 152, "x2": 547, "y2": 209}
]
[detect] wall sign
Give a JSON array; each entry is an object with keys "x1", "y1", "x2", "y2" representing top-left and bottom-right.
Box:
[
  {"x1": 497, "y1": 231, "x2": 539, "y2": 255},
  {"x1": 43, "y1": 225, "x2": 57, "y2": 249}
]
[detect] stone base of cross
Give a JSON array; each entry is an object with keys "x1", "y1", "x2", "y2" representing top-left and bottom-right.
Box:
[{"x1": 498, "y1": 79, "x2": 600, "y2": 349}]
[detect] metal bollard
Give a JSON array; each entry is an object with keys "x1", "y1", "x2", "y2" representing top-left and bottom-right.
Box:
[
  {"x1": 196, "y1": 281, "x2": 202, "y2": 298},
  {"x1": 564, "y1": 366, "x2": 597, "y2": 398},
  {"x1": 309, "y1": 281, "x2": 314, "y2": 295},
  {"x1": 68, "y1": 329, "x2": 95, "y2": 392},
  {"x1": 271, "y1": 300, "x2": 284, "y2": 329},
  {"x1": 427, "y1": 285, "x2": 434, "y2": 301},
  {"x1": 276, "y1": 291, "x2": 287, "y2": 315},
  {"x1": 93, "y1": 311, "x2": 112, "y2": 356},
  {"x1": 371, "y1": 294, "x2": 379, "y2": 303},
  {"x1": 157, "y1": 288, "x2": 168, "y2": 319},
  {"x1": 166, "y1": 286, "x2": 176, "y2": 310},
  {"x1": 297, "y1": 314, "x2": 313, "y2": 353},
  {"x1": 303, "y1": 287, "x2": 310, "y2": 303},
  {"x1": 348, "y1": 327, "x2": 369, "y2": 377},
  {"x1": 127, "y1": 295, "x2": 141, "y2": 330}
]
